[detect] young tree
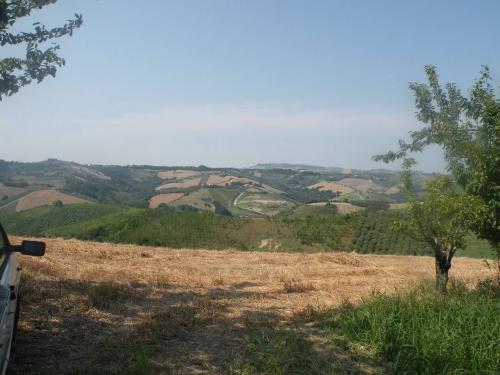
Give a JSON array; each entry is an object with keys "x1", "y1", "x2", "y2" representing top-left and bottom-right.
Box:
[
  {"x1": 0, "y1": 0, "x2": 83, "y2": 100},
  {"x1": 395, "y1": 164, "x2": 486, "y2": 292},
  {"x1": 375, "y1": 66, "x2": 500, "y2": 256}
]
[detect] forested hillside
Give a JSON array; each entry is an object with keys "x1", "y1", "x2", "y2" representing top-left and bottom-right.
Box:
[{"x1": 1, "y1": 203, "x2": 492, "y2": 258}]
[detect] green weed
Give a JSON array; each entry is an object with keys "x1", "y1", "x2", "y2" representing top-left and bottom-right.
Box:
[{"x1": 326, "y1": 280, "x2": 500, "y2": 374}]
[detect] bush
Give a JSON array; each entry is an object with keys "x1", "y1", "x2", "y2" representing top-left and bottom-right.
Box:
[
  {"x1": 53, "y1": 200, "x2": 63, "y2": 208},
  {"x1": 213, "y1": 200, "x2": 232, "y2": 216}
]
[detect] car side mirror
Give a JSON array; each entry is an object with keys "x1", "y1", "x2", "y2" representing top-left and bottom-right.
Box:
[{"x1": 20, "y1": 240, "x2": 45, "y2": 256}]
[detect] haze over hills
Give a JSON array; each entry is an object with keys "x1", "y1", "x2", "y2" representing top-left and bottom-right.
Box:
[
  {"x1": 5, "y1": 157, "x2": 490, "y2": 259},
  {"x1": 0, "y1": 158, "x2": 430, "y2": 215},
  {"x1": 250, "y1": 163, "x2": 345, "y2": 172}
]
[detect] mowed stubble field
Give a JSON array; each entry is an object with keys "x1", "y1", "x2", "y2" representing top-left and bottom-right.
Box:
[{"x1": 9, "y1": 237, "x2": 493, "y2": 374}]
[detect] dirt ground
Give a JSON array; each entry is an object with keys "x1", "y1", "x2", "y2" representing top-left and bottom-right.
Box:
[{"x1": 9, "y1": 237, "x2": 493, "y2": 374}]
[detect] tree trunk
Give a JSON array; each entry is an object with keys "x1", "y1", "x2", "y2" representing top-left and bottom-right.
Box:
[
  {"x1": 492, "y1": 243, "x2": 500, "y2": 285},
  {"x1": 435, "y1": 258, "x2": 451, "y2": 294}
]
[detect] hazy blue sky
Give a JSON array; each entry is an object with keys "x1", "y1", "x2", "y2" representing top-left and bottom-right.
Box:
[{"x1": 2, "y1": 0, "x2": 499, "y2": 171}]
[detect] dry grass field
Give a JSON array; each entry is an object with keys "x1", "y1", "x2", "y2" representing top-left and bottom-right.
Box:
[
  {"x1": 332, "y1": 202, "x2": 364, "y2": 214},
  {"x1": 337, "y1": 178, "x2": 384, "y2": 193},
  {"x1": 308, "y1": 181, "x2": 354, "y2": 194},
  {"x1": 166, "y1": 189, "x2": 214, "y2": 211},
  {"x1": 384, "y1": 185, "x2": 401, "y2": 195},
  {"x1": 9, "y1": 236, "x2": 493, "y2": 374},
  {"x1": 149, "y1": 193, "x2": 185, "y2": 208},
  {"x1": 71, "y1": 165, "x2": 112, "y2": 180},
  {"x1": 206, "y1": 175, "x2": 234, "y2": 186},
  {"x1": 205, "y1": 175, "x2": 262, "y2": 188},
  {"x1": 0, "y1": 183, "x2": 28, "y2": 198},
  {"x1": 156, "y1": 178, "x2": 202, "y2": 191},
  {"x1": 13, "y1": 190, "x2": 88, "y2": 212}
]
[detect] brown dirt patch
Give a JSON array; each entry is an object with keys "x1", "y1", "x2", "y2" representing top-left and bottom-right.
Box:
[
  {"x1": 9, "y1": 237, "x2": 493, "y2": 373},
  {"x1": 14, "y1": 190, "x2": 88, "y2": 212},
  {"x1": 149, "y1": 193, "x2": 185, "y2": 208}
]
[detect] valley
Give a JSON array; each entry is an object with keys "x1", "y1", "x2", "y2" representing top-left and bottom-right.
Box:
[
  {"x1": 0, "y1": 159, "x2": 418, "y2": 217},
  {"x1": 0, "y1": 159, "x2": 493, "y2": 259}
]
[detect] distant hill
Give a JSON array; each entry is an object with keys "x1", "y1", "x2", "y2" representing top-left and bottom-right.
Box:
[
  {"x1": 250, "y1": 163, "x2": 401, "y2": 175},
  {"x1": 0, "y1": 158, "x2": 432, "y2": 216},
  {"x1": 250, "y1": 163, "x2": 343, "y2": 172}
]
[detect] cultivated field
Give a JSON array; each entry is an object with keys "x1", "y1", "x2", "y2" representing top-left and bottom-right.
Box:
[
  {"x1": 0, "y1": 183, "x2": 27, "y2": 198},
  {"x1": 10, "y1": 236, "x2": 493, "y2": 374},
  {"x1": 308, "y1": 181, "x2": 354, "y2": 194},
  {"x1": 166, "y1": 189, "x2": 215, "y2": 211},
  {"x1": 4, "y1": 190, "x2": 88, "y2": 213},
  {"x1": 157, "y1": 170, "x2": 201, "y2": 180},
  {"x1": 206, "y1": 175, "x2": 234, "y2": 186},
  {"x1": 236, "y1": 192, "x2": 294, "y2": 216},
  {"x1": 332, "y1": 202, "x2": 364, "y2": 214},
  {"x1": 384, "y1": 185, "x2": 401, "y2": 195},
  {"x1": 156, "y1": 177, "x2": 201, "y2": 191},
  {"x1": 149, "y1": 193, "x2": 185, "y2": 208},
  {"x1": 337, "y1": 178, "x2": 384, "y2": 193}
]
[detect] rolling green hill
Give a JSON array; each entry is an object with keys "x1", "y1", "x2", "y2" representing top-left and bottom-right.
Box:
[
  {"x1": 1, "y1": 204, "x2": 494, "y2": 258},
  {"x1": 1, "y1": 159, "x2": 428, "y2": 217}
]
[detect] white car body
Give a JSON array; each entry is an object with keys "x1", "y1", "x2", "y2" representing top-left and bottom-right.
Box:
[{"x1": 0, "y1": 224, "x2": 45, "y2": 374}]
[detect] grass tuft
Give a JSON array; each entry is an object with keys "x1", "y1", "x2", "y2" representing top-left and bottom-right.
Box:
[
  {"x1": 282, "y1": 278, "x2": 316, "y2": 293},
  {"x1": 234, "y1": 328, "x2": 330, "y2": 375},
  {"x1": 87, "y1": 282, "x2": 131, "y2": 309},
  {"x1": 325, "y1": 279, "x2": 500, "y2": 374}
]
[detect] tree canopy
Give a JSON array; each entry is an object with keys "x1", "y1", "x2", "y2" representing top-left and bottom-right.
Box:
[
  {"x1": 395, "y1": 166, "x2": 487, "y2": 291},
  {"x1": 375, "y1": 66, "x2": 500, "y2": 251},
  {"x1": 0, "y1": 0, "x2": 82, "y2": 100}
]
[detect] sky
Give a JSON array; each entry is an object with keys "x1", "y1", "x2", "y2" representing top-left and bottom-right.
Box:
[{"x1": 1, "y1": 0, "x2": 499, "y2": 172}]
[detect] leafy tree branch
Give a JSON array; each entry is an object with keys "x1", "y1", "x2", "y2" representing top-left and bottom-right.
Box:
[{"x1": 0, "y1": 0, "x2": 82, "y2": 100}]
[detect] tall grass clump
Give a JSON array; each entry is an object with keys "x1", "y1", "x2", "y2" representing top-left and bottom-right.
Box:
[
  {"x1": 235, "y1": 328, "x2": 331, "y2": 375},
  {"x1": 329, "y1": 281, "x2": 500, "y2": 374}
]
